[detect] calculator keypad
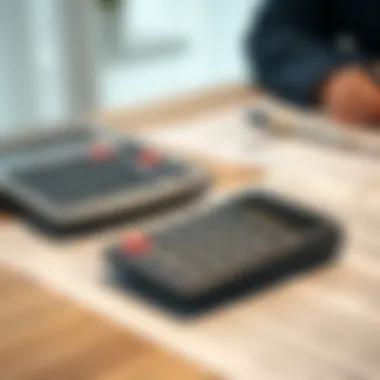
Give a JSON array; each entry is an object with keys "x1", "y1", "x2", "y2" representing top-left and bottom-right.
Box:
[
  {"x1": 120, "y1": 203, "x2": 301, "y2": 296},
  {"x1": 11, "y1": 142, "x2": 188, "y2": 206}
]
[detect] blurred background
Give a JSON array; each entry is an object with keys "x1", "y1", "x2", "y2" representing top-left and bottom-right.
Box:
[{"x1": 0, "y1": 0, "x2": 261, "y2": 131}]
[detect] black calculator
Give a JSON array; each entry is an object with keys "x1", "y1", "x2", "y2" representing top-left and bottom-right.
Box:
[
  {"x1": 106, "y1": 191, "x2": 342, "y2": 315},
  {"x1": 5, "y1": 139, "x2": 208, "y2": 235}
]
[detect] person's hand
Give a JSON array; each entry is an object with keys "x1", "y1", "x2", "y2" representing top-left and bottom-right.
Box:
[{"x1": 321, "y1": 66, "x2": 380, "y2": 125}]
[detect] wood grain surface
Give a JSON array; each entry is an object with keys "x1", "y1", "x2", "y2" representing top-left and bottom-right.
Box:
[
  {"x1": 95, "y1": 84, "x2": 253, "y2": 132},
  {"x1": 0, "y1": 267, "x2": 220, "y2": 380}
]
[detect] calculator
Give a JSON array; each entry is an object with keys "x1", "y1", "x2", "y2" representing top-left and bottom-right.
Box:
[
  {"x1": 0, "y1": 124, "x2": 104, "y2": 212},
  {"x1": 0, "y1": 123, "x2": 98, "y2": 186},
  {"x1": 5, "y1": 138, "x2": 208, "y2": 235},
  {"x1": 106, "y1": 191, "x2": 342, "y2": 315}
]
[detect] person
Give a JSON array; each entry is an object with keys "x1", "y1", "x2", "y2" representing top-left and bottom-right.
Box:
[{"x1": 246, "y1": 0, "x2": 380, "y2": 125}]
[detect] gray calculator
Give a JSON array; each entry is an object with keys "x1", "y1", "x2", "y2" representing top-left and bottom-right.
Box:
[{"x1": 0, "y1": 124, "x2": 208, "y2": 235}]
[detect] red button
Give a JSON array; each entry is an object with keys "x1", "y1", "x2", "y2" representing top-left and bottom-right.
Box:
[
  {"x1": 121, "y1": 230, "x2": 151, "y2": 256},
  {"x1": 137, "y1": 149, "x2": 163, "y2": 168},
  {"x1": 90, "y1": 143, "x2": 114, "y2": 162}
]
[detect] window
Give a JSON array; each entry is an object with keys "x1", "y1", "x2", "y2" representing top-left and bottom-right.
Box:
[
  {"x1": 0, "y1": 0, "x2": 259, "y2": 132},
  {"x1": 102, "y1": 0, "x2": 257, "y2": 107}
]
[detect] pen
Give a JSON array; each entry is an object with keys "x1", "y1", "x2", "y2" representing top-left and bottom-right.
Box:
[{"x1": 247, "y1": 107, "x2": 380, "y2": 157}]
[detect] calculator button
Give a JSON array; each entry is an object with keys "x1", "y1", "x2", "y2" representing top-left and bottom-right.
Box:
[
  {"x1": 121, "y1": 231, "x2": 151, "y2": 256},
  {"x1": 89, "y1": 143, "x2": 114, "y2": 162},
  {"x1": 137, "y1": 149, "x2": 163, "y2": 168}
]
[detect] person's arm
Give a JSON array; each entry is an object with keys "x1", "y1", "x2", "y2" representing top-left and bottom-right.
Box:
[{"x1": 245, "y1": 0, "x2": 363, "y2": 105}]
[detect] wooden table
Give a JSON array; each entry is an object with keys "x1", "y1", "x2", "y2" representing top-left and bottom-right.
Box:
[
  {"x1": 4, "y1": 86, "x2": 380, "y2": 379},
  {"x1": 0, "y1": 267, "x2": 217, "y2": 380},
  {"x1": 0, "y1": 86, "x2": 257, "y2": 380}
]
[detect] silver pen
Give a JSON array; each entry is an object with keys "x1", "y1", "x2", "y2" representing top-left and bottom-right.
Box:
[{"x1": 248, "y1": 107, "x2": 380, "y2": 157}]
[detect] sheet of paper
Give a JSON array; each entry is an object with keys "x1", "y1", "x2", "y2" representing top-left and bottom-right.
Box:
[{"x1": 143, "y1": 104, "x2": 380, "y2": 214}]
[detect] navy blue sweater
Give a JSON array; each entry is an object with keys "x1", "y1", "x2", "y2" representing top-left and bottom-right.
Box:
[{"x1": 246, "y1": 0, "x2": 380, "y2": 104}]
